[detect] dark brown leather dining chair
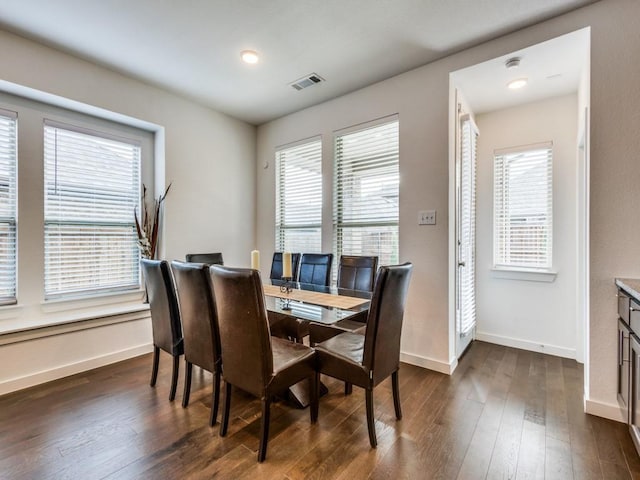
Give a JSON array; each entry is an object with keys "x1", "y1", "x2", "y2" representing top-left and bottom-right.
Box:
[
  {"x1": 185, "y1": 252, "x2": 224, "y2": 265},
  {"x1": 210, "y1": 265, "x2": 318, "y2": 462},
  {"x1": 269, "y1": 252, "x2": 301, "y2": 280},
  {"x1": 171, "y1": 261, "x2": 222, "y2": 426},
  {"x1": 337, "y1": 255, "x2": 378, "y2": 292},
  {"x1": 298, "y1": 253, "x2": 333, "y2": 286},
  {"x1": 311, "y1": 262, "x2": 413, "y2": 448},
  {"x1": 141, "y1": 259, "x2": 184, "y2": 401},
  {"x1": 282, "y1": 253, "x2": 333, "y2": 343}
]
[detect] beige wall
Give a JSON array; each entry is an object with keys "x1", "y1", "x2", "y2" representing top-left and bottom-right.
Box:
[
  {"x1": 257, "y1": 0, "x2": 640, "y2": 418},
  {"x1": 475, "y1": 94, "x2": 578, "y2": 358},
  {"x1": 0, "y1": 28, "x2": 256, "y2": 394}
]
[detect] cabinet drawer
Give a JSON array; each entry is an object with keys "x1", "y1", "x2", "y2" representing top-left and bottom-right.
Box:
[
  {"x1": 619, "y1": 290, "x2": 631, "y2": 323},
  {"x1": 632, "y1": 299, "x2": 640, "y2": 334},
  {"x1": 619, "y1": 319, "x2": 631, "y2": 417}
]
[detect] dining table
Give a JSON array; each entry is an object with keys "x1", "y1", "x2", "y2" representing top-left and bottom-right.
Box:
[
  {"x1": 265, "y1": 279, "x2": 370, "y2": 325},
  {"x1": 263, "y1": 279, "x2": 372, "y2": 407}
]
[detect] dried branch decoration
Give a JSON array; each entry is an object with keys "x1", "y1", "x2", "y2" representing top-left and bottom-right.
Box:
[{"x1": 134, "y1": 183, "x2": 171, "y2": 259}]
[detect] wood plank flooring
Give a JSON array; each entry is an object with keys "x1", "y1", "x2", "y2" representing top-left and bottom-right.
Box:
[{"x1": 1, "y1": 341, "x2": 638, "y2": 479}]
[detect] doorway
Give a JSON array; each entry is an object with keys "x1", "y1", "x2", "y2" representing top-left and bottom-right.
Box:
[{"x1": 449, "y1": 28, "x2": 590, "y2": 363}]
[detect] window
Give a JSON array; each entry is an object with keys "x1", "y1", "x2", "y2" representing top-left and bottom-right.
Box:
[
  {"x1": 44, "y1": 121, "x2": 141, "y2": 298},
  {"x1": 493, "y1": 142, "x2": 552, "y2": 270},
  {"x1": 333, "y1": 119, "x2": 399, "y2": 273},
  {"x1": 0, "y1": 110, "x2": 17, "y2": 305},
  {"x1": 275, "y1": 138, "x2": 322, "y2": 253}
]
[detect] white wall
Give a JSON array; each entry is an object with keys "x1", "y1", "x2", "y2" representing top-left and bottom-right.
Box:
[
  {"x1": 474, "y1": 95, "x2": 578, "y2": 359},
  {"x1": 256, "y1": 0, "x2": 640, "y2": 419},
  {"x1": 0, "y1": 28, "x2": 255, "y2": 394}
]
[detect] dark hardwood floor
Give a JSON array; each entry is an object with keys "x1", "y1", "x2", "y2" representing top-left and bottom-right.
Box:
[{"x1": 1, "y1": 341, "x2": 638, "y2": 479}]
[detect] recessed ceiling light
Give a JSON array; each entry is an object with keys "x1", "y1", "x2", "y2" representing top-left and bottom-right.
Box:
[
  {"x1": 240, "y1": 50, "x2": 259, "y2": 64},
  {"x1": 507, "y1": 78, "x2": 528, "y2": 90}
]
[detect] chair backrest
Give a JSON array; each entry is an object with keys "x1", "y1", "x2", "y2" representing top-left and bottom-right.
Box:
[
  {"x1": 171, "y1": 261, "x2": 221, "y2": 372},
  {"x1": 337, "y1": 255, "x2": 379, "y2": 292},
  {"x1": 298, "y1": 253, "x2": 333, "y2": 286},
  {"x1": 362, "y1": 263, "x2": 413, "y2": 384},
  {"x1": 141, "y1": 259, "x2": 183, "y2": 356},
  {"x1": 269, "y1": 252, "x2": 301, "y2": 280},
  {"x1": 209, "y1": 266, "x2": 273, "y2": 397},
  {"x1": 185, "y1": 252, "x2": 224, "y2": 265}
]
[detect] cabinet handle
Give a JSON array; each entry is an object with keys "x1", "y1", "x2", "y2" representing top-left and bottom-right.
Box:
[{"x1": 632, "y1": 307, "x2": 638, "y2": 312}]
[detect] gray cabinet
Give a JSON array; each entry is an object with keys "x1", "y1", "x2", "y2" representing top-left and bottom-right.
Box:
[
  {"x1": 616, "y1": 279, "x2": 640, "y2": 456},
  {"x1": 631, "y1": 333, "x2": 640, "y2": 453}
]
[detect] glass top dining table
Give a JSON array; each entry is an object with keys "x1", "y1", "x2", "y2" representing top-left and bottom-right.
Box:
[
  {"x1": 263, "y1": 279, "x2": 371, "y2": 408},
  {"x1": 263, "y1": 279, "x2": 371, "y2": 329}
]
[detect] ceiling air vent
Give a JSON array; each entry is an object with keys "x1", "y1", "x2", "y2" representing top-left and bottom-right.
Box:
[{"x1": 290, "y1": 73, "x2": 324, "y2": 91}]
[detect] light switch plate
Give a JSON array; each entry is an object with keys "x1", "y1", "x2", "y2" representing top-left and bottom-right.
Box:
[{"x1": 418, "y1": 210, "x2": 436, "y2": 225}]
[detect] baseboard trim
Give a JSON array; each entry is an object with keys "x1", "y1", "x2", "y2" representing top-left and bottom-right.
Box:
[
  {"x1": 400, "y1": 351, "x2": 456, "y2": 375},
  {"x1": 585, "y1": 398, "x2": 626, "y2": 423},
  {"x1": 0, "y1": 343, "x2": 153, "y2": 396},
  {"x1": 476, "y1": 331, "x2": 576, "y2": 359}
]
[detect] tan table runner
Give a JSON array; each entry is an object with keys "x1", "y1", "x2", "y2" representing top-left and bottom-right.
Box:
[{"x1": 263, "y1": 284, "x2": 368, "y2": 310}]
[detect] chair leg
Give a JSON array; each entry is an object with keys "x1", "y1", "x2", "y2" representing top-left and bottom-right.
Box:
[
  {"x1": 182, "y1": 361, "x2": 193, "y2": 408},
  {"x1": 220, "y1": 381, "x2": 232, "y2": 437},
  {"x1": 210, "y1": 370, "x2": 221, "y2": 427},
  {"x1": 345, "y1": 382, "x2": 353, "y2": 395},
  {"x1": 258, "y1": 396, "x2": 272, "y2": 462},
  {"x1": 309, "y1": 372, "x2": 319, "y2": 423},
  {"x1": 365, "y1": 388, "x2": 377, "y2": 448},
  {"x1": 392, "y1": 370, "x2": 402, "y2": 420},
  {"x1": 150, "y1": 346, "x2": 160, "y2": 387},
  {"x1": 169, "y1": 355, "x2": 180, "y2": 401}
]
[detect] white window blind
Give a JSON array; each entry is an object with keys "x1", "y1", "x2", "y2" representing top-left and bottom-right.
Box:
[
  {"x1": 334, "y1": 119, "x2": 399, "y2": 277},
  {"x1": 0, "y1": 111, "x2": 17, "y2": 305},
  {"x1": 44, "y1": 122, "x2": 141, "y2": 298},
  {"x1": 458, "y1": 116, "x2": 477, "y2": 336},
  {"x1": 275, "y1": 139, "x2": 322, "y2": 253},
  {"x1": 494, "y1": 143, "x2": 552, "y2": 270}
]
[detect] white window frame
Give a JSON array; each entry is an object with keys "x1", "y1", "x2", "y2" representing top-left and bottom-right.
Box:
[
  {"x1": 0, "y1": 108, "x2": 17, "y2": 306},
  {"x1": 333, "y1": 116, "x2": 399, "y2": 279},
  {"x1": 275, "y1": 137, "x2": 322, "y2": 254},
  {"x1": 493, "y1": 142, "x2": 553, "y2": 274},
  {"x1": 0, "y1": 86, "x2": 158, "y2": 338},
  {"x1": 43, "y1": 120, "x2": 142, "y2": 300}
]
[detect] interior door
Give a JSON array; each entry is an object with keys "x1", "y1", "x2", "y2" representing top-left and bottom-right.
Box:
[{"x1": 456, "y1": 110, "x2": 478, "y2": 357}]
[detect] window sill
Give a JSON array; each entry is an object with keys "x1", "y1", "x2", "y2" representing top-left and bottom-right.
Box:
[
  {"x1": 0, "y1": 289, "x2": 149, "y2": 344},
  {"x1": 41, "y1": 289, "x2": 145, "y2": 314},
  {"x1": 490, "y1": 268, "x2": 557, "y2": 283},
  {"x1": 0, "y1": 304, "x2": 24, "y2": 321},
  {"x1": 0, "y1": 302, "x2": 150, "y2": 345}
]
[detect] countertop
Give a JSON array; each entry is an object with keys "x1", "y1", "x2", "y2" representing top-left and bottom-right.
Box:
[{"x1": 616, "y1": 278, "x2": 640, "y2": 302}]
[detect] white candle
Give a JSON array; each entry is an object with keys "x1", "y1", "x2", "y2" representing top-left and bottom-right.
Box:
[
  {"x1": 282, "y1": 251, "x2": 292, "y2": 278},
  {"x1": 251, "y1": 250, "x2": 260, "y2": 270}
]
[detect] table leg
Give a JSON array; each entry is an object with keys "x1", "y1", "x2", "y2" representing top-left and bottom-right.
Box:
[{"x1": 286, "y1": 379, "x2": 329, "y2": 409}]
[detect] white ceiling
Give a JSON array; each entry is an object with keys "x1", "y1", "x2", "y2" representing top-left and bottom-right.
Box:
[
  {"x1": 0, "y1": 0, "x2": 596, "y2": 125},
  {"x1": 452, "y1": 28, "x2": 590, "y2": 114}
]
